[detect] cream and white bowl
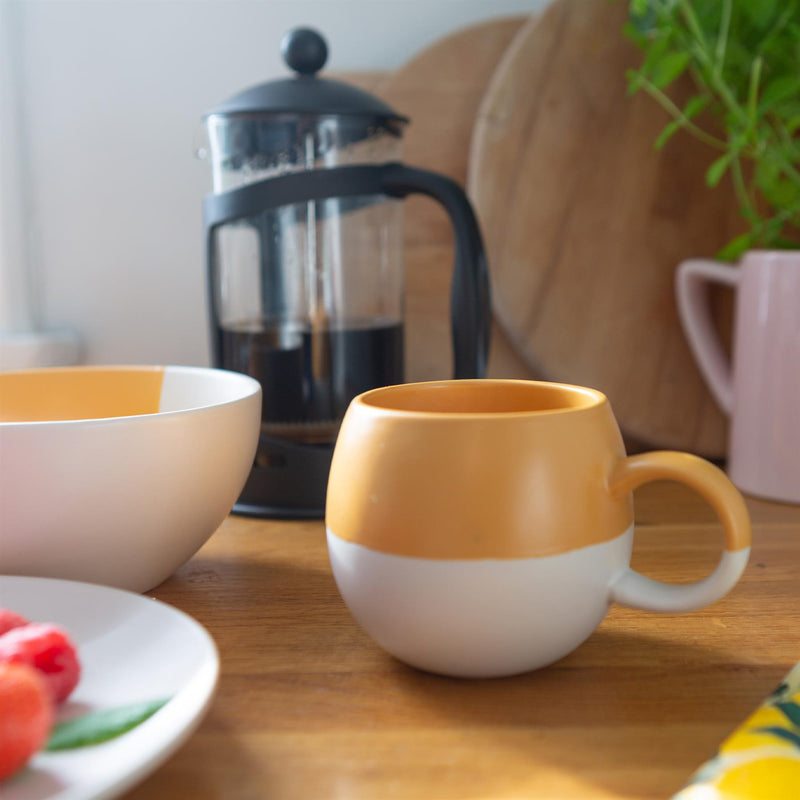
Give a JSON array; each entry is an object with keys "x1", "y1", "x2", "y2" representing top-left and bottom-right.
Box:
[{"x1": 0, "y1": 365, "x2": 261, "y2": 592}]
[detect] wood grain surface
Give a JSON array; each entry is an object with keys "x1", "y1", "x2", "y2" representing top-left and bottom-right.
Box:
[
  {"x1": 467, "y1": 0, "x2": 745, "y2": 457},
  {"x1": 124, "y1": 484, "x2": 800, "y2": 800},
  {"x1": 374, "y1": 15, "x2": 534, "y2": 383}
]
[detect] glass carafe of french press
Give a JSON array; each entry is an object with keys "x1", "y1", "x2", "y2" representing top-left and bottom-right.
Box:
[{"x1": 202, "y1": 28, "x2": 490, "y2": 518}]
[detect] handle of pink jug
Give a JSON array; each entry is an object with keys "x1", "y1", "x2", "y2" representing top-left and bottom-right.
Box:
[{"x1": 675, "y1": 259, "x2": 740, "y2": 415}]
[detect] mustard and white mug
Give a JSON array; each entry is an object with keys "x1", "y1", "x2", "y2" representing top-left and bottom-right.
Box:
[{"x1": 325, "y1": 380, "x2": 751, "y2": 678}]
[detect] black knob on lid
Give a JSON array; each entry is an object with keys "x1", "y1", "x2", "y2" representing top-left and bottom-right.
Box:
[
  {"x1": 281, "y1": 28, "x2": 328, "y2": 76},
  {"x1": 205, "y1": 26, "x2": 408, "y2": 125}
]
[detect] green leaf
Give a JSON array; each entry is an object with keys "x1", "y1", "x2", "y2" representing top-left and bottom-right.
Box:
[
  {"x1": 755, "y1": 155, "x2": 800, "y2": 211},
  {"x1": 759, "y1": 76, "x2": 800, "y2": 112},
  {"x1": 625, "y1": 68, "x2": 645, "y2": 95},
  {"x1": 742, "y1": 0, "x2": 780, "y2": 30},
  {"x1": 716, "y1": 232, "x2": 756, "y2": 260},
  {"x1": 683, "y1": 95, "x2": 710, "y2": 120},
  {"x1": 637, "y1": 34, "x2": 673, "y2": 81},
  {"x1": 622, "y1": 20, "x2": 644, "y2": 46},
  {"x1": 46, "y1": 698, "x2": 170, "y2": 751},
  {"x1": 629, "y1": 0, "x2": 648, "y2": 17},
  {"x1": 706, "y1": 152, "x2": 734, "y2": 187},
  {"x1": 761, "y1": 174, "x2": 800, "y2": 209},
  {"x1": 649, "y1": 50, "x2": 691, "y2": 89},
  {"x1": 655, "y1": 119, "x2": 683, "y2": 149},
  {"x1": 756, "y1": 156, "x2": 782, "y2": 190},
  {"x1": 627, "y1": 1, "x2": 661, "y2": 37},
  {"x1": 622, "y1": 0, "x2": 800, "y2": 242}
]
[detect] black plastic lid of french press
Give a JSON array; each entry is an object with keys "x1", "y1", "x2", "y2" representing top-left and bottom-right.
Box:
[{"x1": 205, "y1": 27, "x2": 409, "y2": 127}]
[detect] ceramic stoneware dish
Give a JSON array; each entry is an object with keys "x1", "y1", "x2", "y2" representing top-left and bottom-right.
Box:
[
  {"x1": 0, "y1": 365, "x2": 261, "y2": 592},
  {"x1": 326, "y1": 380, "x2": 751, "y2": 678}
]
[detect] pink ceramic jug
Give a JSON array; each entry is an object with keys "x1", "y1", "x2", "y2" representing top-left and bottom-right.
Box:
[{"x1": 676, "y1": 250, "x2": 800, "y2": 504}]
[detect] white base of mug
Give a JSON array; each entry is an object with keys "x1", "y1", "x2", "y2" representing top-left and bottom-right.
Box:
[{"x1": 326, "y1": 526, "x2": 634, "y2": 679}]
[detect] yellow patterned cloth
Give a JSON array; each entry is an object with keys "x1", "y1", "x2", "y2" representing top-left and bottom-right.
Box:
[{"x1": 674, "y1": 663, "x2": 800, "y2": 799}]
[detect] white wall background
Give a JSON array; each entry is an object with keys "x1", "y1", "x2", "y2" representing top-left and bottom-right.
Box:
[{"x1": 0, "y1": 0, "x2": 544, "y2": 368}]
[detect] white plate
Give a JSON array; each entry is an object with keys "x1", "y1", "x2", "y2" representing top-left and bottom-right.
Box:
[{"x1": 0, "y1": 576, "x2": 219, "y2": 800}]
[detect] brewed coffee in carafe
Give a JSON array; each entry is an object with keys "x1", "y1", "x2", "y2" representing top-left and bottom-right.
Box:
[
  {"x1": 202, "y1": 28, "x2": 490, "y2": 517},
  {"x1": 220, "y1": 319, "x2": 404, "y2": 445},
  {"x1": 211, "y1": 173, "x2": 406, "y2": 449}
]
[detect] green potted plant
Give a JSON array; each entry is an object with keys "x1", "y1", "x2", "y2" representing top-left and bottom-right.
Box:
[
  {"x1": 624, "y1": 1, "x2": 800, "y2": 496},
  {"x1": 625, "y1": 0, "x2": 800, "y2": 258}
]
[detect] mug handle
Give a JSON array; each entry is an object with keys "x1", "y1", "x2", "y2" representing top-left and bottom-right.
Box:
[
  {"x1": 608, "y1": 451, "x2": 751, "y2": 612},
  {"x1": 675, "y1": 259, "x2": 740, "y2": 414}
]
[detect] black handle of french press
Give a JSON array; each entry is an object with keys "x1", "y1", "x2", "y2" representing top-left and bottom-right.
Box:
[
  {"x1": 203, "y1": 163, "x2": 491, "y2": 377},
  {"x1": 379, "y1": 164, "x2": 490, "y2": 379}
]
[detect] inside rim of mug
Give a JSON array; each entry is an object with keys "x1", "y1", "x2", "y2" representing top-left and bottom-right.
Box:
[{"x1": 357, "y1": 380, "x2": 606, "y2": 416}]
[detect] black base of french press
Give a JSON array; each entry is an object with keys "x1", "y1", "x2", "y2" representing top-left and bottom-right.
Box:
[{"x1": 231, "y1": 434, "x2": 333, "y2": 519}]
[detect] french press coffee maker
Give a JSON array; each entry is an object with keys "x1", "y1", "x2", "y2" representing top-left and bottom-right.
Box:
[{"x1": 202, "y1": 27, "x2": 490, "y2": 518}]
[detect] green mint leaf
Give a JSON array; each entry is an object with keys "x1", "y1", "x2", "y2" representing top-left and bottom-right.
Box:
[
  {"x1": 706, "y1": 152, "x2": 734, "y2": 187},
  {"x1": 623, "y1": 0, "x2": 800, "y2": 257},
  {"x1": 629, "y1": 0, "x2": 648, "y2": 19},
  {"x1": 625, "y1": 70, "x2": 641, "y2": 96},
  {"x1": 46, "y1": 698, "x2": 170, "y2": 751},
  {"x1": 716, "y1": 232, "x2": 756, "y2": 261},
  {"x1": 655, "y1": 119, "x2": 683, "y2": 149},
  {"x1": 759, "y1": 76, "x2": 800, "y2": 113},
  {"x1": 763, "y1": 177, "x2": 800, "y2": 209},
  {"x1": 627, "y1": 2, "x2": 659, "y2": 37},
  {"x1": 683, "y1": 95, "x2": 710, "y2": 120},
  {"x1": 622, "y1": 20, "x2": 644, "y2": 45},
  {"x1": 756, "y1": 156, "x2": 782, "y2": 191},
  {"x1": 649, "y1": 51, "x2": 690, "y2": 90},
  {"x1": 741, "y1": 0, "x2": 780, "y2": 30}
]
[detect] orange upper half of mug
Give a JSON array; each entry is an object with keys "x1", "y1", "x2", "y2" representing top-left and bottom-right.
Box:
[
  {"x1": 326, "y1": 380, "x2": 633, "y2": 559},
  {"x1": 0, "y1": 367, "x2": 166, "y2": 422}
]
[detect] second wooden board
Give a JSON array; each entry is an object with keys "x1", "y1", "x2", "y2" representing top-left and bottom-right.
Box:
[{"x1": 468, "y1": 0, "x2": 744, "y2": 457}]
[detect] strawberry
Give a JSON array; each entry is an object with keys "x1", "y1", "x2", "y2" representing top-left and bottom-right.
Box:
[
  {"x1": 0, "y1": 662, "x2": 54, "y2": 782},
  {"x1": 0, "y1": 624, "x2": 81, "y2": 704},
  {"x1": 0, "y1": 610, "x2": 28, "y2": 636}
]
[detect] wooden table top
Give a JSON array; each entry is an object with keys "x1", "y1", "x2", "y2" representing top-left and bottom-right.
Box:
[{"x1": 128, "y1": 482, "x2": 800, "y2": 800}]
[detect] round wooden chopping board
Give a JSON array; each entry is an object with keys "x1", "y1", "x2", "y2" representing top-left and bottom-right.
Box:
[
  {"x1": 468, "y1": 0, "x2": 744, "y2": 457},
  {"x1": 375, "y1": 15, "x2": 534, "y2": 383}
]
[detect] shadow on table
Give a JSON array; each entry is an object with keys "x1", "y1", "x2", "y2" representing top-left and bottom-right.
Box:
[
  {"x1": 159, "y1": 551, "x2": 386, "y2": 672},
  {"x1": 386, "y1": 626, "x2": 783, "y2": 799}
]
